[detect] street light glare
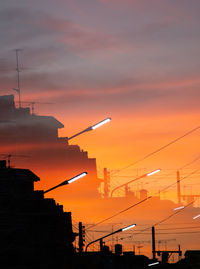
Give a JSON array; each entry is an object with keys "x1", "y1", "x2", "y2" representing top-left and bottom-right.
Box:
[
  {"x1": 122, "y1": 224, "x2": 136, "y2": 232},
  {"x1": 193, "y1": 214, "x2": 200, "y2": 220},
  {"x1": 147, "y1": 169, "x2": 161, "y2": 177},
  {"x1": 85, "y1": 223, "x2": 137, "y2": 251},
  {"x1": 44, "y1": 172, "x2": 87, "y2": 194},
  {"x1": 67, "y1": 172, "x2": 87, "y2": 184},
  {"x1": 91, "y1": 117, "x2": 111, "y2": 130},
  {"x1": 148, "y1": 262, "x2": 159, "y2": 267},
  {"x1": 174, "y1": 206, "x2": 184, "y2": 211}
]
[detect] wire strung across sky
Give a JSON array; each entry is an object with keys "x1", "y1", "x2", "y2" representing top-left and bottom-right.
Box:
[
  {"x1": 85, "y1": 128, "x2": 200, "y2": 245},
  {"x1": 86, "y1": 168, "x2": 199, "y2": 230},
  {"x1": 153, "y1": 201, "x2": 194, "y2": 227},
  {"x1": 111, "y1": 156, "x2": 200, "y2": 197},
  {"x1": 111, "y1": 124, "x2": 200, "y2": 176},
  {"x1": 157, "y1": 168, "x2": 200, "y2": 195},
  {"x1": 90, "y1": 201, "x2": 196, "y2": 245},
  {"x1": 87, "y1": 225, "x2": 200, "y2": 234},
  {"x1": 179, "y1": 154, "x2": 200, "y2": 170},
  {"x1": 138, "y1": 231, "x2": 200, "y2": 235},
  {"x1": 86, "y1": 196, "x2": 152, "y2": 230},
  {"x1": 112, "y1": 156, "x2": 200, "y2": 181},
  {"x1": 109, "y1": 128, "x2": 200, "y2": 197},
  {"x1": 118, "y1": 200, "x2": 194, "y2": 242},
  {"x1": 114, "y1": 155, "x2": 200, "y2": 199}
]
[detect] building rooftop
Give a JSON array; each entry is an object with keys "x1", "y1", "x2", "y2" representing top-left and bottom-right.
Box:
[{"x1": 0, "y1": 160, "x2": 40, "y2": 182}]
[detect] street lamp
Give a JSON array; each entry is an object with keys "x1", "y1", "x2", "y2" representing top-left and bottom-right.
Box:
[
  {"x1": 148, "y1": 262, "x2": 159, "y2": 267},
  {"x1": 173, "y1": 206, "x2": 184, "y2": 211},
  {"x1": 85, "y1": 224, "x2": 136, "y2": 252},
  {"x1": 67, "y1": 117, "x2": 111, "y2": 141},
  {"x1": 146, "y1": 169, "x2": 161, "y2": 177},
  {"x1": 193, "y1": 214, "x2": 200, "y2": 220},
  {"x1": 111, "y1": 169, "x2": 161, "y2": 197},
  {"x1": 44, "y1": 172, "x2": 87, "y2": 194}
]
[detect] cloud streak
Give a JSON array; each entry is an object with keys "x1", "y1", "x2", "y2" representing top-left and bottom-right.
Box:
[{"x1": 0, "y1": 0, "x2": 200, "y2": 177}]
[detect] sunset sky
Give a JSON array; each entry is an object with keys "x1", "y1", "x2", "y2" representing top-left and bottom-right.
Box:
[
  {"x1": 1, "y1": 0, "x2": 200, "y2": 186},
  {"x1": 1, "y1": 0, "x2": 200, "y2": 173},
  {"x1": 1, "y1": 0, "x2": 200, "y2": 256}
]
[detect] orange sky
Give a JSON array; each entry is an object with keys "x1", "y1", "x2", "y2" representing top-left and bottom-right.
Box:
[{"x1": 1, "y1": 0, "x2": 200, "y2": 258}]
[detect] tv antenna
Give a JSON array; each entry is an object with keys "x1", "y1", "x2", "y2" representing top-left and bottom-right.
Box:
[
  {"x1": 18, "y1": 101, "x2": 54, "y2": 115},
  {"x1": 0, "y1": 154, "x2": 30, "y2": 168},
  {"x1": 13, "y1": 49, "x2": 22, "y2": 108}
]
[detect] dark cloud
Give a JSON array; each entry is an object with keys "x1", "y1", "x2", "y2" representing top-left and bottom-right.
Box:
[
  {"x1": 0, "y1": 6, "x2": 124, "y2": 55},
  {"x1": 0, "y1": 1, "x2": 200, "y2": 118}
]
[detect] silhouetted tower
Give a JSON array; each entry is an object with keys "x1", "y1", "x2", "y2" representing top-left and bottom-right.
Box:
[
  {"x1": 104, "y1": 168, "x2": 110, "y2": 198},
  {"x1": 177, "y1": 171, "x2": 181, "y2": 204},
  {"x1": 78, "y1": 222, "x2": 85, "y2": 253}
]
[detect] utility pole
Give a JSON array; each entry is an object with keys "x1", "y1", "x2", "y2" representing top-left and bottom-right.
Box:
[
  {"x1": 78, "y1": 222, "x2": 85, "y2": 253},
  {"x1": 152, "y1": 226, "x2": 156, "y2": 260},
  {"x1": 104, "y1": 168, "x2": 110, "y2": 198},
  {"x1": 152, "y1": 226, "x2": 181, "y2": 263}
]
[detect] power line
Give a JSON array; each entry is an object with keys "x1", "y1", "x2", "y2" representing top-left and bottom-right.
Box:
[
  {"x1": 179, "y1": 155, "x2": 200, "y2": 170},
  {"x1": 87, "y1": 168, "x2": 199, "y2": 230},
  {"x1": 119, "y1": 231, "x2": 200, "y2": 242},
  {"x1": 111, "y1": 125, "x2": 200, "y2": 176},
  {"x1": 86, "y1": 196, "x2": 152, "y2": 230},
  {"x1": 110, "y1": 155, "x2": 200, "y2": 198},
  {"x1": 86, "y1": 226, "x2": 200, "y2": 234},
  {"x1": 119, "y1": 200, "x2": 194, "y2": 241},
  {"x1": 156, "y1": 226, "x2": 200, "y2": 231},
  {"x1": 153, "y1": 201, "x2": 194, "y2": 227},
  {"x1": 157, "y1": 169, "x2": 199, "y2": 194},
  {"x1": 125, "y1": 231, "x2": 200, "y2": 236}
]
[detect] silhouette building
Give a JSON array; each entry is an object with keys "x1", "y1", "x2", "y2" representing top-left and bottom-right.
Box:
[
  {"x1": 0, "y1": 94, "x2": 100, "y2": 199},
  {"x1": 0, "y1": 160, "x2": 76, "y2": 269}
]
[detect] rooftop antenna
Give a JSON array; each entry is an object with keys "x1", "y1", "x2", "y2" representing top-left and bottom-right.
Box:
[
  {"x1": 0, "y1": 154, "x2": 30, "y2": 168},
  {"x1": 13, "y1": 49, "x2": 22, "y2": 108}
]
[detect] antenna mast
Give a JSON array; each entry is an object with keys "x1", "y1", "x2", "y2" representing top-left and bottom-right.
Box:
[{"x1": 15, "y1": 49, "x2": 22, "y2": 108}]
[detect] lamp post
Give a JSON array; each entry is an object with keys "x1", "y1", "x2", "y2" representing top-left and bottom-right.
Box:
[
  {"x1": 193, "y1": 214, "x2": 200, "y2": 220},
  {"x1": 111, "y1": 169, "x2": 161, "y2": 197},
  {"x1": 85, "y1": 224, "x2": 136, "y2": 252},
  {"x1": 66, "y1": 117, "x2": 111, "y2": 141},
  {"x1": 44, "y1": 172, "x2": 87, "y2": 194}
]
